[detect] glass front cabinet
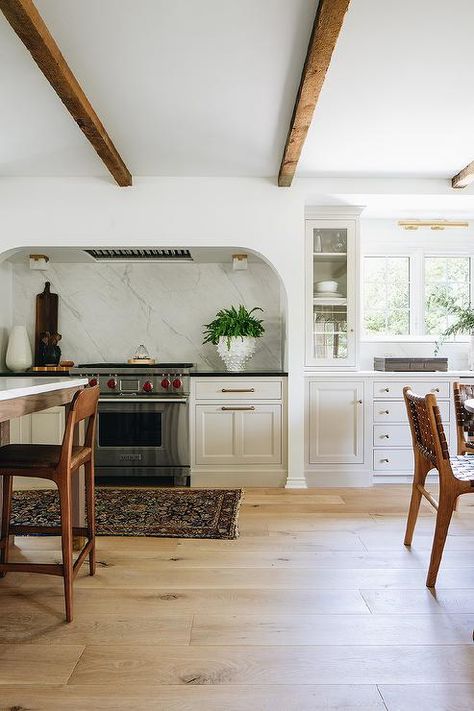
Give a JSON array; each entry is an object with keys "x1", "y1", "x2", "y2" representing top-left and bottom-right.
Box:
[{"x1": 305, "y1": 210, "x2": 360, "y2": 368}]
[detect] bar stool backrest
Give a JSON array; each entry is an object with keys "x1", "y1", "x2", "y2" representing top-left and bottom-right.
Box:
[
  {"x1": 59, "y1": 385, "x2": 99, "y2": 470},
  {"x1": 403, "y1": 386, "x2": 451, "y2": 478}
]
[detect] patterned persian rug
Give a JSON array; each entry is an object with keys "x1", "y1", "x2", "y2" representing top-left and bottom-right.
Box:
[{"x1": 11, "y1": 488, "x2": 243, "y2": 540}]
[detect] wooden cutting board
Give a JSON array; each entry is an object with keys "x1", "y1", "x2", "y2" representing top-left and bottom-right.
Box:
[{"x1": 35, "y1": 281, "x2": 58, "y2": 365}]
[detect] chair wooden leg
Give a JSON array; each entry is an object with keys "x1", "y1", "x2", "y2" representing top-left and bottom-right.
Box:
[
  {"x1": 426, "y1": 492, "x2": 457, "y2": 588},
  {"x1": 58, "y1": 477, "x2": 74, "y2": 622},
  {"x1": 0, "y1": 475, "x2": 13, "y2": 578},
  {"x1": 84, "y1": 460, "x2": 96, "y2": 576},
  {"x1": 404, "y1": 455, "x2": 429, "y2": 546}
]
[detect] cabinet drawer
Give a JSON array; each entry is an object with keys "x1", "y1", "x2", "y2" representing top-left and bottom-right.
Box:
[
  {"x1": 194, "y1": 379, "x2": 282, "y2": 400},
  {"x1": 373, "y1": 448, "x2": 414, "y2": 472},
  {"x1": 373, "y1": 399, "x2": 450, "y2": 423},
  {"x1": 373, "y1": 424, "x2": 412, "y2": 448},
  {"x1": 372, "y1": 380, "x2": 450, "y2": 400}
]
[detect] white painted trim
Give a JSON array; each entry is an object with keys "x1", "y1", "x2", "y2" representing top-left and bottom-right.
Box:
[{"x1": 304, "y1": 470, "x2": 372, "y2": 487}]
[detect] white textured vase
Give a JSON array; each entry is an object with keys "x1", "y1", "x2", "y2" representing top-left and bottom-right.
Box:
[
  {"x1": 6, "y1": 326, "x2": 33, "y2": 371},
  {"x1": 470, "y1": 334, "x2": 474, "y2": 371},
  {"x1": 217, "y1": 336, "x2": 257, "y2": 372}
]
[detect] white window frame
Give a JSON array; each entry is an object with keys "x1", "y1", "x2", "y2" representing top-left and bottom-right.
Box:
[{"x1": 361, "y1": 248, "x2": 474, "y2": 342}]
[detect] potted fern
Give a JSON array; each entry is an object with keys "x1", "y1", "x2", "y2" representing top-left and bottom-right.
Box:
[
  {"x1": 203, "y1": 305, "x2": 265, "y2": 371},
  {"x1": 431, "y1": 293, "x2": 474, "y2": 369}
]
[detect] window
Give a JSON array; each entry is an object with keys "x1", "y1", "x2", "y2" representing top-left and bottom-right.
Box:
[
  {"x1": 424, "y1": 257, "x2": 471, "y2": 335},
  {"x1": 362, "y1": 253, "x2": 472, "y2": 339},
  {"x1": 363, "y1": 257, "x2": 410, "y2": 336}
]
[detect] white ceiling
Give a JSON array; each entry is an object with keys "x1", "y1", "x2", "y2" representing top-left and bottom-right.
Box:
[
  {"x1": 0, "y1": 0, "x2": 315, "y2": 178},
  {"x1": 298, "y1": 0, "x2": 474, "y2": 179},
  {"x1": 2, "y1": 0, "x2": 474, "y2": 184}
]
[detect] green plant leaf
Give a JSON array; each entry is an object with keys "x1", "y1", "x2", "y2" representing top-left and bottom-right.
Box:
[{"x1": 202, "y1": 304, "x2": 265, "y2": 345}]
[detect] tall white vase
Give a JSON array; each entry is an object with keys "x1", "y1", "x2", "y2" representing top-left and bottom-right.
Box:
[
  {"x1": 217, "y1": 336, "x2": 257, "y2": 372},
  {"x1": 6, "y1": 326, "x2": 33, "y2": 371}
]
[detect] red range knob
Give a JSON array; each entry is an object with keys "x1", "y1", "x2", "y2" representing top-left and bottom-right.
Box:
[
  {"x1": 143, "y1": 381, "x2": 153, "y2": 393},
  {"x1": 89, "y1": 377, "x2": 98, "y2": 387},
  {"x1": 107, "y1": 378, "x2": 117, "y2": 390},
  {"x1": 161, "y1": 378, "x2": 171, "y2": 390},
  {"x1": 172, "y1": 378, "x2": 182, "y2": 390}
]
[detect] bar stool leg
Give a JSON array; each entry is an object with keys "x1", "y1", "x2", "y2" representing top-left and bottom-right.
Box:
[
  {"x1": 0, "y1": 475, "x2": 13, "y2": 578},
  {"x1": 84, "y1": 460, "x2": 96, "y2": 576},
  {"x1": 58, "y1": 477, "x2": 74, "y2": 622}
]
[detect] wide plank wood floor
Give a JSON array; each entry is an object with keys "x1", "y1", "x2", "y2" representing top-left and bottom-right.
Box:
[{"x1": 1, "y1": 484, "x2": 474, "y2": 710}]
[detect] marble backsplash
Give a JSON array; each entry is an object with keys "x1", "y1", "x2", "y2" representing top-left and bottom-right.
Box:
[{"x1": 11, "y1": 261, "x2": 283, "y2": 370}]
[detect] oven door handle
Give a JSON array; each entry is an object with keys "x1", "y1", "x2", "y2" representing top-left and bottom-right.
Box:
[{"x1": 99, "y1": 398, "x2": 188, "y2": 403}]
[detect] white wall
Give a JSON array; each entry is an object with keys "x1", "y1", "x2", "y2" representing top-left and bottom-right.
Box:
[
  {"x1": 0, "y1": 177, "x2": 471, "y2": 486},
  {"x1": 0, "y1": 261, "x2": 12, "y2": 368}
]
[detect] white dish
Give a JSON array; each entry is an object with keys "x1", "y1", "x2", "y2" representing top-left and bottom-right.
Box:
[
  {"x1": 315, "y1": 280, "x2": 338, "y2": 293},
  {"x1": 314, "y1": 292, "x2": 345, "y2": 300}
]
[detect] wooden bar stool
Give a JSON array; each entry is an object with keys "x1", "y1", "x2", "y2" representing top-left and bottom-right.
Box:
[
  {"x1": 0, "y1": 385, "x2": 99, "y2": 622},
  {"x1": 453, "y1": 381, "x2": 474, "y2": 455},
  {"x1": 403, "y1": 386, "x2": 474, "y2": 587}
]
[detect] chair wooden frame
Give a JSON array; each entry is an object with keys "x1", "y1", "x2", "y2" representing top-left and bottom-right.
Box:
[
  {"x1": 0, "y1": 385, "x2": 99, "y2": 622},
  {"x1": 453, "y1": 381, "x2": 474, "y2": 455},
  {"x1": 403, "y1": 386, "x2": 474, "y2": 587}
]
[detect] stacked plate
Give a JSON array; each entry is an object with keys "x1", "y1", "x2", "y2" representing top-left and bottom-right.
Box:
[{"x1": 314, "y1": 280, "x2": 345, "y2": 300}]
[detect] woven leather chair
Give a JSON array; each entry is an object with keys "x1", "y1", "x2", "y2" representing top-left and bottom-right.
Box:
[
  {"x1": 403, "y1": 386, "x2": 474, "y2": 587},
  {"x1": 453, "y1": 381, "x2": 474, "y2": 455},
  {"x1": 0, "y1": 385, "x2": 99, "y2": 622}
]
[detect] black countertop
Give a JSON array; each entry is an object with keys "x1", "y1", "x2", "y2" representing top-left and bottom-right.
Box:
[
  {"x1": 0, "y1": 370, "x2": 288, "y2": 378},
  {"x1": 190, "y1": 371, "x2": 287, "y2": 377}
]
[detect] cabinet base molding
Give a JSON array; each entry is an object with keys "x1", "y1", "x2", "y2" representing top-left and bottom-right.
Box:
[
  {"x1": 191, "y1": 468, "x2": 287, "y2": 488},
  {"x1": 304, "y1": 469, "x2": 372, "y2": 487}
]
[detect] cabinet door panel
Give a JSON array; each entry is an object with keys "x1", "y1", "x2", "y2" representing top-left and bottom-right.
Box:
[
  {"x1": 195, "y1": 405, "x2": 282, "y2": 465},
  {"x1": 31, "y1": 407, "x2": 65, "y2": 445},
  {"x1": 308, "y1": 380, "x2": 364, "y2": 464},
  {"x1": 195, "y1": 408, "x2": 237, "y2": 463},
  {"x1": 240, "y1": 406, "x2": 281, "y2": 463}
]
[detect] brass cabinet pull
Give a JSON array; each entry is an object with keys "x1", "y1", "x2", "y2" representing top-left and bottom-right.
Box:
[
  {"x1": 381, "y1": 458, "x2": 389, "y2": 463},
  {"x1": 381, "y1": 410, "x2": 390, "y2": 415},
  {"x1": 381, "y1": 434, "x2": 390, "y2": 438},
  {"x1": 357, "y1": 400, "x2": 363, "y2": 404},
  {"x1": 221, "y1": 388, "x2": 255, "y2": 393},
  {"x1": 431, "y1": 387, "x2": 440, "y2": 392},
  {"x1": 383, "y1": 388, "x2": 390, "y2": 392},
  {"x1": 221, "y1": 406, "x2": 255, "y2": 411}
]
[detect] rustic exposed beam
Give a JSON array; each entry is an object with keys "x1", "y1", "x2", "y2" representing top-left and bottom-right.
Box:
[
  {"x1": 452, "y1": 161, "x2": 474, "y2": 189},
  {"x1": 278, "y1": 0, "x2": 351, "y2": 187},
  {"x1": 0, "y1": 0, "x2": 132, "y2": 186}
]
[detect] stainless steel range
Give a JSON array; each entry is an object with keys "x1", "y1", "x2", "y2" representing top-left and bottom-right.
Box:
[{"x1": 70, "y1": 363, "x2": 192, "y2": 485}]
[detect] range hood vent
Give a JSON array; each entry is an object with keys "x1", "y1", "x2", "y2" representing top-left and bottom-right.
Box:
[{"x1": 84, "y1": 249, "x2": 193, "y2": 262}]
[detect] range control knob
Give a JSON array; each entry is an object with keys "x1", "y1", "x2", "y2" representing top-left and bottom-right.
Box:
[
  {"x1": 107, "y1": 378, "x2": 117, "y2": 390},
  {"x1": 161, "y1": 378, "x2": 171, "y2": 390},
  {"x1": 143, "y1": 381, "x2": 153, "y2": 393},
  {"x1": 89, "y1": 377, "x2": 98, "y2": 387},
  {"x1": 172, "y1": 378, "x2": 182, "y2": 390}
]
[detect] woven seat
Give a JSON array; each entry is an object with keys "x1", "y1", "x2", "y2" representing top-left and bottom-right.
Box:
[
  {"x1": 0, "y1": 385, "x2": 99, "y2": 622},
  {"x1": 450, "y1": 456, "x2": 474, "y2": 482},
  {"x1": 403, "y1": 386, "x2": 474, "y2": 588}
]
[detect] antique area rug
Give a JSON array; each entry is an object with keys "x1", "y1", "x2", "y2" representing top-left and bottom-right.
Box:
[{"x1": 11, "y1": 487, "x2": 243, "y2": 540}]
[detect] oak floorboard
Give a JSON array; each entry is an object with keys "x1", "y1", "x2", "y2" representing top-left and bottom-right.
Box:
[
  {"x1": 0, "y1": 587, "x2": 369, "y2": 616},
  {"x1": 0, "y1": 684, "x2": 386, "y2": 710},
  {"x1": 69, "y1": 644, "x2": 474, "y2": 685},
  {"x1": 0, "y1": 644, "x2": 84, "y2": 685},
  {"x1": 361, "y1": 588, "x2": 474, "y2": 614},
  {"x1": 379, "y1": 684, "x2": 474, "y2": 711},
  {"x1": 191, "y1": 612, "x2": 474, "y2": 646}
]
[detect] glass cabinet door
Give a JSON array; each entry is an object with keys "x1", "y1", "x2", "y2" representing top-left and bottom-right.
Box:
[{"x1": 306, "y1": 220, "x2": 357, "y2": 367}]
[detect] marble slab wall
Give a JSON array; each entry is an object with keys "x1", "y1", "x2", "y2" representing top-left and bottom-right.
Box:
[{"x1": 11, "y1": 261, "x2": 283, "y2": 370}]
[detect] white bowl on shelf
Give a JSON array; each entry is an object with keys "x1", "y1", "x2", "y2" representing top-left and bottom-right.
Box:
[{"x1": 315, "y1": 280, "x2": 338, "y2": 293}]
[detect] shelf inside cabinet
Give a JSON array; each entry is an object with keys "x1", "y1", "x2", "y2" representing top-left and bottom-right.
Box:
[
  {"x1": 313, "y1": 252, "x2": 347, "y2": 261},
  {"x1": 313, "y1": 297, "x2": 347, "y2": 306}
]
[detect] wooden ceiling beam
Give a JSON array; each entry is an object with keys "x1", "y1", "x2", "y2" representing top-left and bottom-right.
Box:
[
  {"x1": 0, "y1": 0, "x2": 132, "y2": 186},
  {"x1": 452, "y1": 161, "x2": 474, "y2": 189},
  {"x1": 278, "y1": 0, "x2": 351, "y2": 187}
]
